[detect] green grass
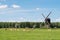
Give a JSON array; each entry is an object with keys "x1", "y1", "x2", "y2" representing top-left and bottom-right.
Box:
[{"x1": 0, "y1": 28, "x2": 60, "y2": 40}]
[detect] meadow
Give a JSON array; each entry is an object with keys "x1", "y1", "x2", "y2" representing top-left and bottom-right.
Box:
[{"x1": 0, "y1": 28, "x2": 60, "y2": 40}]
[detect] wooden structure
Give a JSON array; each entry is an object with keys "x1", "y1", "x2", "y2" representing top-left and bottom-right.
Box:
[{"x1": 42, "y1": 12, "x2": 52, "y2": 28}]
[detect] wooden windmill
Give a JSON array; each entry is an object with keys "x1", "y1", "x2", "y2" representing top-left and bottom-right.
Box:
[{"x1": 42, "y1": 11, "x2": 52, "y2": 28}]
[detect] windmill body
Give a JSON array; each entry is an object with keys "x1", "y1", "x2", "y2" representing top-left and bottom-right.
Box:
[{"x1": 45, "y1": 18, "x2": 51, "y2": 25}]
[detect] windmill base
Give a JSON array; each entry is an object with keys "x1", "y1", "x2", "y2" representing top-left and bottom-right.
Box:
[{"x1": 45, "y1": 25, "x2": 50, "y2": 28}]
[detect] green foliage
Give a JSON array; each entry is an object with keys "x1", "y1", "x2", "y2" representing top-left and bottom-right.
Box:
[{"x1": 0, "y1": 22, "x2": 60, "y2": 28}]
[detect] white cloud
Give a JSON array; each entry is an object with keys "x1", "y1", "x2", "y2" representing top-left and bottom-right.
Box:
[
  {"x1": 12, "y1": 4, "x2": 21, "y2": 8},
  {"x1": 8, "y1": 20, "x2": 16, "y2": 22},
  {"x1": 0, "y1": 5, "x2": 8, "y2": 9},
  {"x1": 19, "y1": 17, "x2": 27, "y2": 22},
  {"x1": 6, "y1": 17, "x2": 26, "y2": 22},
  {"x1": 55, "y1": 18, "x2": 60, "y2": 22},
  {"x1": 20, "y1": 17, "x2": 24, "y2": 20},
  {"x1": 36, "y1": 8, "x2": 40, "y2": 11}
]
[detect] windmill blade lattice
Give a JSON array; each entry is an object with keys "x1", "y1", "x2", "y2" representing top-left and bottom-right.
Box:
[
  {"x1": 42, "y1": 13, "x2": 45, "y2": 18},
  {"x1": 46, "y1": 11, "x2": 52, "y2": 18}
]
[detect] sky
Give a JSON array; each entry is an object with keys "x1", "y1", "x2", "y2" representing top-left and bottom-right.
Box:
[{"x1": 0, "y1": 0, "x2": 60, "y2": 22}]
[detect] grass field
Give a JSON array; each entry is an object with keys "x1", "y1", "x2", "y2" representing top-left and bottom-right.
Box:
[{"x1": 0, "y1": 28, "x2": 60, "y2": 40}]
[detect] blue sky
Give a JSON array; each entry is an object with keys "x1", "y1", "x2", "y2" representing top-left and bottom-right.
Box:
[{"x1": 0, "y1": 0, "x2": 60, "y2": 22}]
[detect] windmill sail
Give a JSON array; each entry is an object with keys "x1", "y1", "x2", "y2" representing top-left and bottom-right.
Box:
[
  {"x1": 42, "y1": 13, "x2": 45, "y2": 18},
  {"x1": 46, "y1": 11, "x2": 52, "y2": 18}
]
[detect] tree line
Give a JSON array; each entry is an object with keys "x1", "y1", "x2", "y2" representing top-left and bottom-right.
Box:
[{"x1": 0, "y1": 22, "x2": 60, "y2": 28}]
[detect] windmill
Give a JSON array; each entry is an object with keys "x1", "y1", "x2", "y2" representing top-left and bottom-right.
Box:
[{"x1": 42, "y1": 11, "x2": 52, "y2": 28}]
